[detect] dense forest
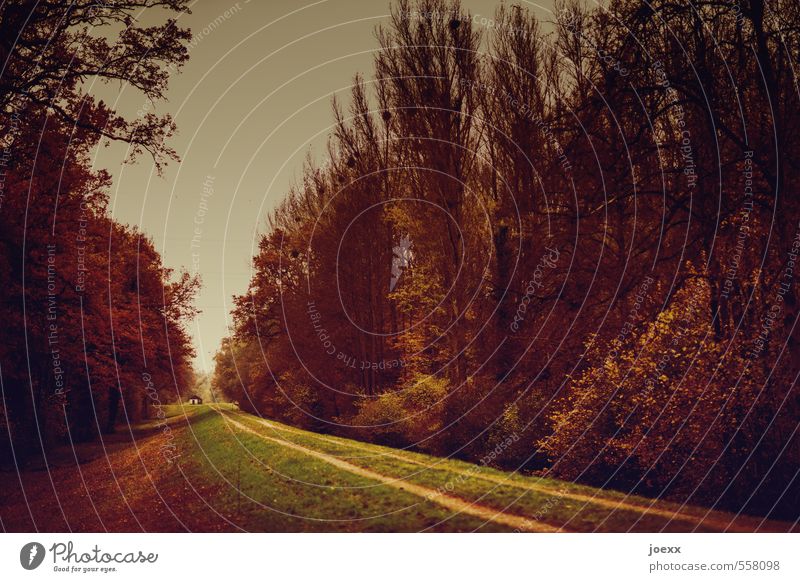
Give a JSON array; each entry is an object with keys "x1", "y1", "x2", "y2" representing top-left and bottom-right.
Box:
[
  {"x1": 0, "y1": 1, "x2": 197, "y2": 465},
  {"x1": 214, "y1": 0, "x2": 800, "y2": 520}
]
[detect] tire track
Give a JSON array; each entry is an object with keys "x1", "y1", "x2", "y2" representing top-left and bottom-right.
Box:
[
  {"x1": 217, "y1": 407, "x2": 760, "y2": 532},
  {"x1": 220, "y1": 413, "x2": 564, "y2": 533}
]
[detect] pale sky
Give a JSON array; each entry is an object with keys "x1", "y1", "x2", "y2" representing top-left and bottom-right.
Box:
[{"x1": 92, "y1": 0, "x2": 557, "y2": 372}]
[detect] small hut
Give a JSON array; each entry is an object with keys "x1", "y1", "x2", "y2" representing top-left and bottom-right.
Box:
[{"x1": 187, "y1": 395, "x2": 203, "y2": 405}]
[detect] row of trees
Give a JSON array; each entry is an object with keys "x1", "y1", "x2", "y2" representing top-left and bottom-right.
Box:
[
  {"x1": 0, "y1": 1, "x2": 197, "y2": 465},
  {"x1": 214, "y1": 0, "x2": 799, "y2": 519}
]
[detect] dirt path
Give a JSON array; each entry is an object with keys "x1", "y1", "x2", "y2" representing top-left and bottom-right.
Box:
[
  {"x1": 221, "y1": 414, "x2": 564, "y2": 533},
  {"x1": 0, "y1": 415, "x2": 237, "y2": 533},
  {"x1": 228, "y1": 409, "x2": 757, "y2": 533}
]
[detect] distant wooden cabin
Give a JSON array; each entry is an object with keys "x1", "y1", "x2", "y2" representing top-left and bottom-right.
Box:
[{"x1": 187, "y1": 395, "x2": 203, "y2": 405}]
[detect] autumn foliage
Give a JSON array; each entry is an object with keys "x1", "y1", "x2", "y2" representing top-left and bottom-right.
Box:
[
  {"x1": 0, "y1": 1, "x2": 197, "y2": 464},
  {"x1": 214, "y1": 0, "x2": 800, "y2": 520}
]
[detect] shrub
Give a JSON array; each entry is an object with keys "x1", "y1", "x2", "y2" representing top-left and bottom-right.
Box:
[{"x1": 350, "y1": 374, "x2": 449, "y2": 452}]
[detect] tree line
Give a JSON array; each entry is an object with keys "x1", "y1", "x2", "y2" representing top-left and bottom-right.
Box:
[
  {"x1": 0, "y1": 1, "x2": 197, "y2": 466},
  {"x1": 214, "y1": 0, "x2": 800, "y2": 520}
]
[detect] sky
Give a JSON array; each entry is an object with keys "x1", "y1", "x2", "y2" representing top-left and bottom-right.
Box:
[{"x1": 92, "y1": 0, "x2": 557, "y2": 372}]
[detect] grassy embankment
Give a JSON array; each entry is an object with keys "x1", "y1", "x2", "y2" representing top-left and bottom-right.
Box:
[{"x1": 1, "y1": 403, "x2": 793, "y2": 532}]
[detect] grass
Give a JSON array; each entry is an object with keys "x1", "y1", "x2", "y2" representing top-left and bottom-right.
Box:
[
  {"x1": 173, "y1": 405, "x2": 505, "y2": 531},
  {"x1": 1, "y1": 403, "x2": 793, "y2": 532},
  {"x1": 170, "y1": 404, "x2": 791, "y2": 532}
]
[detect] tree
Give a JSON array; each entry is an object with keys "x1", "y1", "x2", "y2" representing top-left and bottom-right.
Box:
[
  {"x1": 0, "y1": 0, "x2": 196, "y2": 465},
  {"x1": 216, "y1": 0, "x2": 800, "y2": 520}
]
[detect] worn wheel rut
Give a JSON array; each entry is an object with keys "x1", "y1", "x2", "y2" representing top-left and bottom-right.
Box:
[
  {"x1": 214, "y1": 407, "x2": 754, "y2": 533},
  {"x1": 220, "y1": 412, "x2": 564, "y2": 533}
]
